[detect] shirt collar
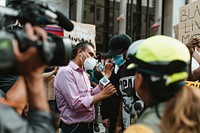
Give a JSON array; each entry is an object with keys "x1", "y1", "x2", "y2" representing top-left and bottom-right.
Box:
[{"x1": 69, "y1": 60, "x2": 84, "y2": 71}]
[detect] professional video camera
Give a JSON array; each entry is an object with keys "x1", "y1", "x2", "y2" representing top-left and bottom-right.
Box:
[{"x1": 0, "y1": 0, "x2": 74, "y2": 75}]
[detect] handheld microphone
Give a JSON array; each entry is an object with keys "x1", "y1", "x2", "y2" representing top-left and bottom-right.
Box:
[{"x1": 134, "y1": 102, "x2": 142, "y2": 111}]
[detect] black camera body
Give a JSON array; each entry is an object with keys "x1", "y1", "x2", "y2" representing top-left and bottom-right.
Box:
[{"x1": 0, "y1": 0, "x2": 74, "y2": 74}]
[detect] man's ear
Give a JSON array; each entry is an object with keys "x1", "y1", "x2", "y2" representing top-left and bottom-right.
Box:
[
  {"x1": 77, "y1": 49, "x2": 82, "y2": 56},
  {"x1": 135, "y1": 72, "x2": 143, "y2": 92}
]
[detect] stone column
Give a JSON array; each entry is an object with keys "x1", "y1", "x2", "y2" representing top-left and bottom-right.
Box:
[
  {"x1": 76, "y1": 0, "x2": 84, "y2": 22},
  {"x1": 119, "y1": 0, "x2": 127, "y2": 34}
]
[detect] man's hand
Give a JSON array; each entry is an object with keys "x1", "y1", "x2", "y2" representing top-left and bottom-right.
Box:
[
  {"x1": 102, "y1": 119, "x2": 110, "y2": 128},
  {"x1": 100, "y1": 84, "x2": 116, "y2": 99},
  {"x1": 102, "y1": 63, "x2": 113, "y2": 79},
  {"x1": 186, "y1": 37, "x2": 200, "y2": 55},
  {"x1": 93, "y1": 84, "x2": 116, "y2": 104}
]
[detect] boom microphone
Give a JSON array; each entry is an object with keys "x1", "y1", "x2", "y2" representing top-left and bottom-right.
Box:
[{"x1": 56, "y1": 11, "x2": 74, "y2": 31}]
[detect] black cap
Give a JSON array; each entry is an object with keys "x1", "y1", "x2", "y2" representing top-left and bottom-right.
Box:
[{"x1": 106, "y1": 34, "x2": 132, "y2": 57}]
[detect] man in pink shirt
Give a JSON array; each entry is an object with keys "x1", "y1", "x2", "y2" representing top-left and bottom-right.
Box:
[{"x1": 55, "y1": 41, "x2": 116, "y2": 133}]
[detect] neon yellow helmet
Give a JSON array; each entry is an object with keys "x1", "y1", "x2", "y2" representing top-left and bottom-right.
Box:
[{"x1": 127, "y1": 35, "x2": 190, "y2": 86}]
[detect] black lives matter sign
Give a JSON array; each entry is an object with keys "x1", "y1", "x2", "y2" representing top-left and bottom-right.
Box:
[{"x1": 179, "y1": 0, "x2": 200, "y2": 44}]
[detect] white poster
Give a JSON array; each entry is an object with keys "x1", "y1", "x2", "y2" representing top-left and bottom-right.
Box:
[{"x1": 64, "y1": 21, "x2": 96, "y2": 49}]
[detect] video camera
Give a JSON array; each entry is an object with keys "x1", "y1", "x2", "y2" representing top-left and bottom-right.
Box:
[{"x1": 0, "y1": 0, "x2": 74, "y2": 75}]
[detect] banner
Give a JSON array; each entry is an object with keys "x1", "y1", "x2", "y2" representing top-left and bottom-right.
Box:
[
  {"x1": 64, "y1": 21, "x2": 96, "y2": 49},
  {"x1": 178, "y1": 0, "x2": 200, "y2": 44}
]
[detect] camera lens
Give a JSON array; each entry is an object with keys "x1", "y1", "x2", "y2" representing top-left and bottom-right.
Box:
[{"x1": 48, "y1": 37, "x2": 72, "y2": 66}]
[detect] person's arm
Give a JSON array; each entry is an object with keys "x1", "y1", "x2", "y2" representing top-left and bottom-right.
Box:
[{"x1": 11, "y1": 23, "x2": 57, "y2": 133}]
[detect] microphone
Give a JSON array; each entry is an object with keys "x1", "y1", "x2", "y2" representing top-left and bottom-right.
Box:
[
  {"x1": 56, "y1": 11, "x2": 74, "y2": 31},
  {"x1": 132, "y1": 101, "x2": 142, "y2": 121},
  {"x1": 134, "y1": 101, "x2": 142, "y2": 112}
]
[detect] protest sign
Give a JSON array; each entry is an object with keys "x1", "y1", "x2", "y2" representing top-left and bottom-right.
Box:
[
  {"x1": 64, "y1": 21, "x2": 96, "y2": 49},
  {"x1": 173, "y1": 24, "x2": 179, "y2": 39},
  {"x1": 179, "y1": 0, "x2": 200, "y2": 44},
  {"x1": 44, "y1": 75, "x2": 55, "y2": 101}
]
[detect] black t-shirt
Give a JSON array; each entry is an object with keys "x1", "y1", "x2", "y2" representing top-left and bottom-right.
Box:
[
  {"x1": 119, "y1": 61, "x2": 140, "y2": 128},
  {"x1": 101, "y1": 64, "x2": 122, "y2": 120}
]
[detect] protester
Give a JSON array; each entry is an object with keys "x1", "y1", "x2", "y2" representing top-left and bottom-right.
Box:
[
  {"x1": 101, "y1": 34, "x2": 140, "y2": 133},
  {"x1": 126, "y1": 35, "x2": 200, "y2": 133},
  {"x1": 55, "y1": 41, "x2": 116, "y2": 133},
  {"x1": 0, "y1": 23, "x2": 58, "y2": 132}
]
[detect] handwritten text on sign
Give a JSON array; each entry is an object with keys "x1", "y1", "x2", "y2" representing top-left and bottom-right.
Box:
[
  {"x1": 64, "y1": 21, "x2": 96, "y2": 49},
  {"x1": 179, "y1": 0, "x2": 200, "y2": 44}
]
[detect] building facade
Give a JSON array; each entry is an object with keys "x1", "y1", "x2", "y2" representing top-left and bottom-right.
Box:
[{"x1": 26, "y1": 0, "x2": 196, "y2": 52}]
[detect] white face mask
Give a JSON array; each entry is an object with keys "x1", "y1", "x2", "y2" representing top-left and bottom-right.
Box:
[
  {"x1": 80, "y1": 51, "x2": 88, "y2": 64},
  {"x1": 84, "y1": 57, "x2": 97, "y2": 70}
]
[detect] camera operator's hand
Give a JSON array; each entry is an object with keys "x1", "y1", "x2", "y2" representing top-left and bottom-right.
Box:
[
  {"x1": 13, "y1": 23, "x2": 50, "y2": 112},
  {"x1": 13, "y1": 23, "x2": 46, "y2": 76}
]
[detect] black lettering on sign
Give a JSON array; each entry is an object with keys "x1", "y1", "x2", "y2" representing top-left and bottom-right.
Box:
[
  {"x1": 182, "y1": 34, "x2": 190, "y2": 43},
  {"x1": 180, "y1": 6, "x2": 200, "y2": 22},
  {"x1": 184, "y1": 23, "x2": 190, "y2": 33},
  {"x1": 180, "y1": 9, "x2": 187, "y2": 22}
]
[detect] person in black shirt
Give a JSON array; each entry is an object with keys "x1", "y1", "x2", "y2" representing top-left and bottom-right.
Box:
[{"x1": 101, "y1": 34, "x2": 133, "y2": 133}]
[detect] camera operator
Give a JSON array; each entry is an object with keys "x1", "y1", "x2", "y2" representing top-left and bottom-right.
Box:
[{"x1": 0, "y1": 23, "x2": 58, "y2": 133}]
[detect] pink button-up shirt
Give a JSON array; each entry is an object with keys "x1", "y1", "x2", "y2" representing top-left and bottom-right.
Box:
[{"x1": 54, "y1": 61, "x2": 101, "y2": 124}]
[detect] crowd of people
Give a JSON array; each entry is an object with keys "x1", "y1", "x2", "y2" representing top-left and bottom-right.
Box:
[{"x1": 0, "y1": 0, "x2": 200, "y2": 133}]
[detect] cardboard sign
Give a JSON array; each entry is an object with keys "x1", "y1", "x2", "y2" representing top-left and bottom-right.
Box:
[
  {"x1": 185, "y1": 81, "x2": 200, "y2": 89},
  {"x1": 64, "y1": 21, "x2": 96, "y2": 49},
  {"x1": 173, "y1": 24, "x2": 179, "y2": 39},
  {"x1": 44, "y1": 76, "x2": 55, "y2": 101},
  {"x1": 179, "y1": 0, "x2": 200, "y2": 44}
]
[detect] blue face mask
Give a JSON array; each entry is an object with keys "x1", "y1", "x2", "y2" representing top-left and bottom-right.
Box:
[{"x1": 113, "y1": 54, "x2": 125, "y2": 66}]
